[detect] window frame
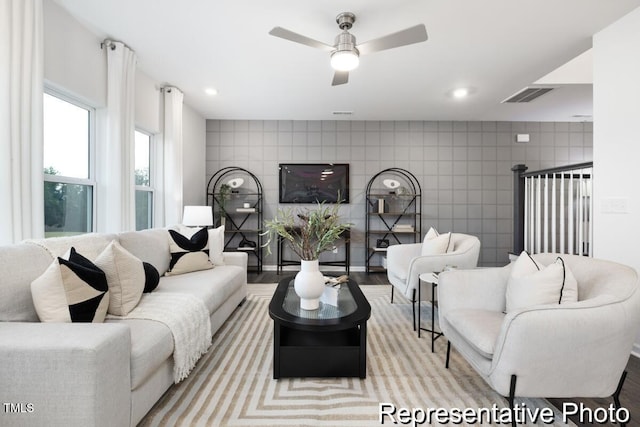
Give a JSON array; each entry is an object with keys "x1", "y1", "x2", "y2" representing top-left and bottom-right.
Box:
[
  {"x1": 43, "y1": 88, "x2": 97, "y2": 235},
  {"x1": 134, "y1": 129, "x2": 155, "y2": 230}
]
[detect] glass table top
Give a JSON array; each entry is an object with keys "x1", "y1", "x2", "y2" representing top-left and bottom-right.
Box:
[{"x1": 282, "y1": 280, "x2": 357, "y2": 320}]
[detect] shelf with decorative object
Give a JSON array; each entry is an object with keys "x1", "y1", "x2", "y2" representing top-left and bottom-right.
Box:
[
  {"x1": 365, "y1": 168, "x2": 421, "y2": 273},
  {"x1": 206, "y1": 167, "x2": 264, "y2": 272}
]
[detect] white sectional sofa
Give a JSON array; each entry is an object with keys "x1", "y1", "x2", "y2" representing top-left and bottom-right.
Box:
[{"x1": 0, "y1": 228, "x2": 248, "y2": 427}]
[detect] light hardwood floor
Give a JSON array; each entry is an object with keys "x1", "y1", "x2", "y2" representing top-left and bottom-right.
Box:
[{"x1": 249, "y1": 270, "x2": 640, "y2": 426}]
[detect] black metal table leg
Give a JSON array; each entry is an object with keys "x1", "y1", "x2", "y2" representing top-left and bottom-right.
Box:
[{"x1": 418, "y1": 273, "x2": 443, "y2": 352}]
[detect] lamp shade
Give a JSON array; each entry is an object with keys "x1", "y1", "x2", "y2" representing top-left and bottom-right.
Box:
[
  {"x1": 330, "y1": 50, "x2": 359, "y2": 71},
  {"x1": 182, "y1": 206, "x2": 213, "y2": 227}
]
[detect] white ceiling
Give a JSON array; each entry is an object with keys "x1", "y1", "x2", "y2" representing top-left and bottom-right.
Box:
[{"x1": 54, "y1": 0, "x2": 640, "y2": 122}]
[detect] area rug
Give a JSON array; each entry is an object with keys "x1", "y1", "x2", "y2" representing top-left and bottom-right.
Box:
[{"x1": 139, "y1": 284, "x2": 573, "y2": 426}]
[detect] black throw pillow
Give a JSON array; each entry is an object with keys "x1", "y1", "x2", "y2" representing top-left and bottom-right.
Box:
[{"x1": 143, "y1": 262, "x2": 160, "y2": 293}]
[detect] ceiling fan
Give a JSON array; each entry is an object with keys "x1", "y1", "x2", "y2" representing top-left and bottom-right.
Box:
[{"x1": 269, "y1": 12, "x2": 428, "y2": 86}]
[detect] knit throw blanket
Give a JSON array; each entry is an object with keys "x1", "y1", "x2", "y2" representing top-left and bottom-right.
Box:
[{"x1": 108, "y1": 292, "x2": 212, "y2": 383}]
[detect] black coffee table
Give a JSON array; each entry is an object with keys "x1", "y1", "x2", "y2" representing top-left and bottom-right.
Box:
[{"x1": 268, "y1": 276, "x2": 371, "y2": 379}]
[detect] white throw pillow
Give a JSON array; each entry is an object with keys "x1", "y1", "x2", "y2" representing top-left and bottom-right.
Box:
[
  {"x1": 421, "y1": 227, "x2": 452, "y2": 256},
  {"x1": 31, "y1": 259, "x2": 72, "y2": 322},
  {"x1": 208, "y1": 225, "x2": 225, "y2": 266},
  {"x1": 506, "y1": 251, "x2": 579, "y2": 312},
  {"x1": 95, "y1": 240, "x2": 145, "y2": 316}
]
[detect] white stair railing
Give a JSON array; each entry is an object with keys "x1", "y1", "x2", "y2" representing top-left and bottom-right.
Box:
[{"x1": 513, "y1": 162, "x2": 593, "y2": 256}]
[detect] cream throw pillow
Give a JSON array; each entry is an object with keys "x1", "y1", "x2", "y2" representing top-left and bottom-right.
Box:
[
  {"x1": 208, "y1": 225, "x2": 225, "y2": 266},
  {"x1": 506, "y1": 251, "x2": 578, "y2": 312},
  {"x1": 95, "y1": 240, "x2": 145, "y2": 316},
  {"x1": 31, "y1": 258, "x2": 70, "y2": 322},
  {"x1": 421, "y1": 227, "x2": 453, "y2": 256}
]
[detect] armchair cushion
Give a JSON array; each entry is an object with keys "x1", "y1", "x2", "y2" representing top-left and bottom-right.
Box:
[
  {"x1": 506, "y1": 252, "x2": 578, "y2": 312},
  {"x1": 420, "y1": 227, "x2": 453, "y2": 255},
  {"x1": 446, "y1": 309, "x2": 505, "y2": 358}
]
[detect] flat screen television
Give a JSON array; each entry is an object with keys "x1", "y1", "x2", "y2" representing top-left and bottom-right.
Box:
[{"x1": 279, "y1": 163, "x2": 349, "y2": 204}]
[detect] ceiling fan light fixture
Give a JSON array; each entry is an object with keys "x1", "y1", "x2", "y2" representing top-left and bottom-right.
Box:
[
  {"x1": 331, "y1": 49, "x2": 359, "y2": 71},
  {"x1": 452, "y1": 88, "x2": 469, "y2": 98}
]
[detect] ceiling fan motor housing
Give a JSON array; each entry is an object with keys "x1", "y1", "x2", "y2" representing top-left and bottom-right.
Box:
[
  {"x1": 334, "y1": 31, "x2": 358, "y2": 55},
  {"x1": 336, "y1": 12, "x2": 356, "y2": 30}
]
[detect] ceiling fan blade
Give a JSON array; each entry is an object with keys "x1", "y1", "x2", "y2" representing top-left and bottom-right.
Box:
[
  {"x1": 357, "y1": 24, "x2": 428, "y2": 55},
  {"x1": 269, "y1": 27, "x2": 334, "y2": 52},
  {"x1": 332, "y1": 71, "x2": 349, "y2": 86}
]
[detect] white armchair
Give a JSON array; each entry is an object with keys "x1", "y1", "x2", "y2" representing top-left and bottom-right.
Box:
[
  {"x1": 386, "y1": 232, "x2": 480, "y2": 329},
  {"x1": 438, "y1": 253, "x2": 640, "y2": 427}
]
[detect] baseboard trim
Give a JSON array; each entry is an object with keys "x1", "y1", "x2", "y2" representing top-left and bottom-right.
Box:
[
  {"x1": 632, "y1": 343, "x2": 640, "y2": 359},
  {"x1": 262, "y1": 264, "x2": 366, "y2": 273}
]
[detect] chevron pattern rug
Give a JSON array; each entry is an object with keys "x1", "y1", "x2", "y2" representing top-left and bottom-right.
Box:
[{"x1": 139, "y1": 284, "x2": 572, "y2": 426}]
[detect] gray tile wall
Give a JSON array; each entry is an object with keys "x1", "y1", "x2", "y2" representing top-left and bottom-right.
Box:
[{"x1": 205, "y1": 120, "x2": 593, "y2": 268}]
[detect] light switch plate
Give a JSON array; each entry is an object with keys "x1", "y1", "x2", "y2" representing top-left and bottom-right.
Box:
[{"x1": 601, "y1": 197, "x2": 629, "y2": 214}]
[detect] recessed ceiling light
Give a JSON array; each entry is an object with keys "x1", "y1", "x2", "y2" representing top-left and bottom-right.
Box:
[
  {"x1": 452, "y1": 88, "x2": 469, "y2": 98},
  {"x1": 204, "y1": 88, "x2": 218, "y2": 96}
]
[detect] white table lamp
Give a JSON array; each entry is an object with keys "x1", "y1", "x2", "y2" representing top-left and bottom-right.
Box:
[{"x1": 182, "y1": 206, "x2": 213, "y2": 227}]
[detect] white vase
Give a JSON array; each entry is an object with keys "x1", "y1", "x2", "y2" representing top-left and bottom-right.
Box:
[{"x1": 294, "y1": 259, "x2": 325, "y2": 310}]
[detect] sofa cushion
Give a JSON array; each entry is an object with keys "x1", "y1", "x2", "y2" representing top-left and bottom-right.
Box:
[
  {"x1": 0, "y1": 243, "x2": 53, "y2": 322},
  {"x1": 445, "y1": 309, "x2": 505, "y2": 358},
  {"x1": 166, "y1": 227, "x2": 213, "y2": 276},
  {"x1": 118, "y1": 228, "x2": 171, "y2": 276},
  {"x1": 25, "y1": 233, "x2": 117, "y2": 260},
  {"x1": 32, "y1": 248, "x2": 110, "y2": 323},
  {"x1": 106, "y1": 318, "x2": 174, "y2": 390},
  {"x1": 157, "y1": 265, "x2": 244, "y2": 314},
  {"x1": 95, "y1": 241, "x2": 145, "y2": 316},
  {"x1": 506, "y1": 252, "x2": 578, "y2": 312}
]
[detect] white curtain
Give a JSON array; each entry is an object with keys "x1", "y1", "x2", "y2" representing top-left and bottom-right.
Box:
[
  {"x1": 0, "y1": 0, "x2": 44, "y2": 244},
  {"x1": 97, "y1": 40, "x2": 137, "y2": 232},
  {"x1": 163, "y1": 87, "x2": 184, "y2": 226}
]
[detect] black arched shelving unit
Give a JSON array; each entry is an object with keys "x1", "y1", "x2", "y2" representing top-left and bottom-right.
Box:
[
  {"x1": 207, "y1": 167, "x2": 264, "y2": 273},
  {"x1": 365, "y1": 168, "x2": 421, "y2": 273}
]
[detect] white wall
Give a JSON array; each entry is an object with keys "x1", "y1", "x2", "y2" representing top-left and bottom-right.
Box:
[
  {"x1": 43, "y1": 0, "x2": 206, "y2": 228},
  {"x1": 593, "y1": 6, "x2": 640, "y2": 355},
  {"x1": 44, "y1": 0, "x2": 105, "y2": 106},
  {"x1": 135, "y1": 71, "x2": 161, "y2": 134},
  {"x1": 182, "y1": 103, "x2": 206, "y2": 205}
]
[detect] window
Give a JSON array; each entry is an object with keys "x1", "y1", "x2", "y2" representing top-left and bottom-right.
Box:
[
  {"x1": 43, "y1": 92, "x2": 95, "y2": 237},
  {"x1": 135, "y1": 130, "x2": 154, "y2": 230}
]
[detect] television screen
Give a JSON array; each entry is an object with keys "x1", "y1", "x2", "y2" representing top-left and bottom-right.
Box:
[{"x1": 279, "y1": 164, "x2": 349, "y2": 204}]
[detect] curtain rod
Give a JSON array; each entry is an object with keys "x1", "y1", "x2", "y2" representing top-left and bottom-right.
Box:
[
  {"x1": 100, "y1": 39, "x2": 133, "y2": 52},
  {"x1": 161, "y1": 86, "x2": 183, "y2": 94}
]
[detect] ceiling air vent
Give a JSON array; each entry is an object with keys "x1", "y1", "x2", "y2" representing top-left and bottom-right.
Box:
[
  {"x1": 502, "y1": 87, "x2": 554, "y2": 103},
  {"x1": 332, "y1": 111, "x2": 353, "y2": 116}
]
